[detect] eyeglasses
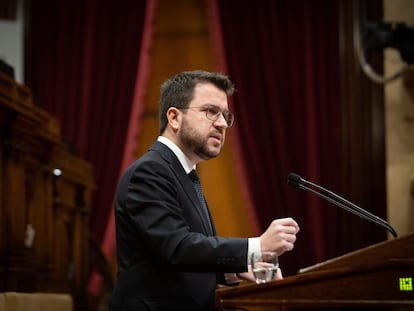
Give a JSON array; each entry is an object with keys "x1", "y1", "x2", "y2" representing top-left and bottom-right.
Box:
[{"x1": 179, "y1": 105, "x2": 234, "y2": 128}]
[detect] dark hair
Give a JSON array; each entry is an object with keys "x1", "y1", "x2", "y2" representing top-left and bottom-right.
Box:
[{"x1": 158, "y1": 70, "x2": 235, "y2": 134}]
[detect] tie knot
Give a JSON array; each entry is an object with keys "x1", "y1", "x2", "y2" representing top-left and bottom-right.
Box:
[{"x1": 188, "y1": 169, "x2": 200, "y2": 182}]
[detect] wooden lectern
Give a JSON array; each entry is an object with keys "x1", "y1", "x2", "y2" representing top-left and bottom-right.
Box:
[{"x1": 216, "y1": 233, "x2": 414, "y2": 310}]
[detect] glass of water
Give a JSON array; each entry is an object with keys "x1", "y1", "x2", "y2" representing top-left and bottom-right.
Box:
[{"x1": 250, "y1": 251, "x2": 279, "y2": 284}]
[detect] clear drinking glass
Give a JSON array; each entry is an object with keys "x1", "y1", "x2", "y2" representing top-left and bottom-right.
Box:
[{"x1": 250, "y1": 251, "x2": 279, "y2": 284}]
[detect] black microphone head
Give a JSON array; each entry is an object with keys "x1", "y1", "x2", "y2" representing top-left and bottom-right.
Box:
[{"x1": 287, "y1": 172, "x2": 302, "y2": 188}]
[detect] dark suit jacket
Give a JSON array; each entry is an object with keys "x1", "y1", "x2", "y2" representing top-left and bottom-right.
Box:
[{"x1": 108, "y1": 141, "x2": 248, "y2": 311}]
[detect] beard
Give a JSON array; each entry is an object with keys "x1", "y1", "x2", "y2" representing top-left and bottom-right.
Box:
[{"x1": 179, "y1": 117, "x2": 224, "y2": 160}]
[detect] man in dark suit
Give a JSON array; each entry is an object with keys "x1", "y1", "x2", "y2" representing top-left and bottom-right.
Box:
[{"x1": 109, "y1": 70, "x2": 300, "y2": 311}]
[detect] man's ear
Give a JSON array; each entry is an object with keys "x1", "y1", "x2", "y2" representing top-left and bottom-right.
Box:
[{"x1": 166, "y1": 107, "x2": 181, "y2": 131}]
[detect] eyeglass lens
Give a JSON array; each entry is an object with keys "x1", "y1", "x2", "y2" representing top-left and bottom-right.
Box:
[{"x1": 207, "y1": 106, "x2": 233, "y2": 127}]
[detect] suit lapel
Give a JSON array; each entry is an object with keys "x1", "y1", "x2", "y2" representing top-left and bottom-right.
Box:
[{"x1": 150, "y1": 141, "x2": 215, "y2": 235}]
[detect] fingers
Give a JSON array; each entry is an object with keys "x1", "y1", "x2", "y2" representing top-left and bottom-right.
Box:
[
  {"x1": 274, "y1": 267, "x2": 283, "y2": 280},
  {"x1": 271, "y1": 217, "x2": 300, "y2": 233},
  {"x1": 239, "y1": 265, "x2": 283, "y2": 283},
  {"x1": 259, "y1": 217, "x2": 300, "y2": 255},
  {"x1": 237, "y1": 265, "x2": 256, "y2": 282},
  {"x1": 276, "y1": 236, "x2": 295, "y2": 255}
]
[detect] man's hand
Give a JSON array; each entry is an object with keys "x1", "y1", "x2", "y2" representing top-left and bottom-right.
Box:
[{"x1": 259, "y1": 217, "x2": 299, "y2": 255}]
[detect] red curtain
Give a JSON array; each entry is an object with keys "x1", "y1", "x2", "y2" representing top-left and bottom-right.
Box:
[
  {"x1": 210, "y1": 0, "x2": 346, "y2": 275},
  {"x1": 25, "y1": 0, "x2": 149, "y2": 244}
]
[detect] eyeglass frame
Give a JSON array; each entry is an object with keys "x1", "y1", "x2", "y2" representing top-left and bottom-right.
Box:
[{"x1": 177, "y1": 104, "x2": 234, "y2": 128}]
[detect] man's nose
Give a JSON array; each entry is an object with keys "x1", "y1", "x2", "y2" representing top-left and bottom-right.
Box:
[{"x1": 214, "y1": 113, "x2": 228, "y2": 128}]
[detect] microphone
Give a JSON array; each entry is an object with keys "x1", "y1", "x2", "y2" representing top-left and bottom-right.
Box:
[{"x1": 287, "y1": 172, "x2": 398, "y2": 238}]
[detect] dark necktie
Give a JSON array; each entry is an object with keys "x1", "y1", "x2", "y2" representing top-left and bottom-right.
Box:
[{"x1": 188, "y1": 169, "x2": 213, "y2": 232}]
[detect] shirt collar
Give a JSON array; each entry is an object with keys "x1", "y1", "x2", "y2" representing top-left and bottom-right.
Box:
[{"x1": 157, "y1": 136, "x2": 195, "y2": 174}]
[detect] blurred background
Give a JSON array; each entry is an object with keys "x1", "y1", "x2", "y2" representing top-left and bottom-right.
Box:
[{"x1": 1, "y1": 0, "x2": 413, "y2": 310}]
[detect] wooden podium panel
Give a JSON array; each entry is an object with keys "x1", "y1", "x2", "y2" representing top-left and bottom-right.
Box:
[{"x1": 216, "y1": 233, "x2": 414, "y2": 310}]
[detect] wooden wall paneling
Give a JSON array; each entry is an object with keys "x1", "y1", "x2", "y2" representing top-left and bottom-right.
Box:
[
  {"x1": 53, "y1": 150, "x2": 94, "y2": 295},
  {"x1": 0, "y1": 124, "x2": 4, "y2": 290},
  {"x1": 74, "y1": 185, "x2": 91, "y2": 294},
  {"x1": 0, "y1": 72, "x2": 13, "y2": 291},
  {"x1": 3, "y1": 115, "x2": 38, "y2": 292},
  {"x1": 0, "y1": 71, "x2": 94, "y2": 304},
  {"x1": 28, "y1": 163, "x2": 59, "y2": 292},
  {"x1": 2, "y1": 77, "x2": 66, "y2": 291}
]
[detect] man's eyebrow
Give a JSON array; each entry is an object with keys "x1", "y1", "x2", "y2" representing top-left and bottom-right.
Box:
[{"x1": 205, "y1": 104, "x2": 222, "y2": 110}]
